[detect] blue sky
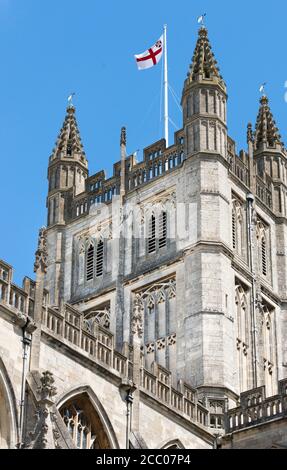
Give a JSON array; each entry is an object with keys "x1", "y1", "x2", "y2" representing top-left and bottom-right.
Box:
[{"x1": 1, "y1": 0, "x2": 287, "y2": 285}]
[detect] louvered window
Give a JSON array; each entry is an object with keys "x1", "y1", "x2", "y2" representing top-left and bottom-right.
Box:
[
  {"x1": 86, "y1": 244, "x2": 94, "y2": 281},
  {"x1": 262, "y1": 238, "x2": 267, "y2": 276},
  {"x1": 159, "y1": 211, "x2": 167, "y2": 249},
  {"x1": 148, "y1": 215, "x2": 156, "y2": 254},
  {"x1": 96, "y1": 240, "x2": 104, "y2": 277}
]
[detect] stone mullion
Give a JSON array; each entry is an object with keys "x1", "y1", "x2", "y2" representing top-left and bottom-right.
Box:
[
  {"x1": 165, "y1": 294, "x2": 170, "y2": 370},
  {"x1": 154, "y1": 294, "x2": 159, "y2": 364},
  {"x1": 143, "y1": 300, "x2": 148, "y2": 345}
]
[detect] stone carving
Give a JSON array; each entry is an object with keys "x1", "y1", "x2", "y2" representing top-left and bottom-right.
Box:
[
  {"x1": 157, "y1": 288, "x2": 166, "y2": 304},
  {"x1": 137, "y1": 278, "x2": 176, "y2": 301},
  {"x1": 209, "y1": 400, "x2": 225, "y2": 414},
  {"x1": 37, "y1": 371, "x2": 57, "y2": 400},
  {"x1": 146, "y1": 342, "x2": 155, "y2": 354},
  {"x1": 15, "y1": 311, "x2": 28, "y2": 328},
  {"x1": 247, "y1": 123, "x2": 254, "y2": 143},
  {"x1": 167, "y1": 333, "x2": 176, "y2": 346},
  {"x1": 25, "y1": 317, "x2": 37, "y2": 334},
  {"x1": 131, "y1": 294, "x2": 144, "y2": 338},
  {"x1": 84, "y1": 307, "x2": 111, "y2": 331},
  {"x1": 120, "y1": 127, "x2": 126, "y2": 146},
  {"x1": 26, "y1": 371, "x2": 58, "y2": 449},
  {"x1": 139, "y1": 190, "x2": 176, "y2": 218},
  {"x1": 79, "y1": 218, "x2": 112, "y2": 243},
  {"x1": 156, "y1": 338, "x2": 166, "y2": 351},
  {"x1": 34, "y1": 227, "x2": 48, "y2": 274}
]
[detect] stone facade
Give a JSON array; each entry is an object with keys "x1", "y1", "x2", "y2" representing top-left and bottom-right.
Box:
[{"x1": 0, "y1": 26, "x2": 287, "y2": 449}]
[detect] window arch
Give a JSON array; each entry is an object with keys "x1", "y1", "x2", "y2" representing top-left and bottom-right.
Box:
[
  {"x1": 83, "y1": 238, "x2": 105, "y2": 283},
  {"x1": 232, "y1": 199, "x2": 244, "y2": 256},
  {"x1": 0, "y1": 359, "x2": 18, "y2": 449},
  {"x1": 256, "y1": 220, "x2": 269, "y2": 278},
  {"x1": 235, "y1": 284, "x2": 250, "y2": 393},
  {"x1": 147, "y1": 209, "x2": 168, "y2": 255},
  {"x1": 59, "y1": 391, "x2": 117, "y2": 449},
  {"x1": 160, "y1": 439, "x2": 185, "y2": 449},
  {"x1": 262, "y1": 305, "x2": 276, "y2": 397}
]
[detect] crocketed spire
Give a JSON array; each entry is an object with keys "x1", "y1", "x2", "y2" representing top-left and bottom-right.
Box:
[
  {"x1": 184, "y1": 27, "x2": 226, "y2": 92},
  {"x1": 50, "y1": 105, "x2": 87, "y2": 162},
  {"x1": 254, "y1": 95, "x2": 283, "y2": 151}
]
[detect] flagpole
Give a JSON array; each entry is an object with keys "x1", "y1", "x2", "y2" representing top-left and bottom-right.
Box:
[{"x1": 163, "y1": 24, "x2": 169, "y2": 148}]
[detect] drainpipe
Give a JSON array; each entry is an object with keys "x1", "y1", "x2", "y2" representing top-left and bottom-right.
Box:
[
  {"x1": 247, "y1": 193, "x2": 258, "y2": 388},
  {"x1": 18, "y1": 321, "x2": 32, "y2": 448},
  {"x1": 125, "y1": 389, "x2": 133, "y2": 449}
]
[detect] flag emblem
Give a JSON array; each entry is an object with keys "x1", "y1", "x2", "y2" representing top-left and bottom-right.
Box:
[{"x1": 135, "y1": 35, "x2": 163, "y2": 70}]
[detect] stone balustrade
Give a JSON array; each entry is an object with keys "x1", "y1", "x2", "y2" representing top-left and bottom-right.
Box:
[
  {"x1": 41, "y1": 299, "x2": 209, "y2": 429},
  {"x1": 0, "y1": 258, "x2": 209, "y2": 430},
  {"x1": 227, "y1": 380, "x2": 287, "y2": 433}
]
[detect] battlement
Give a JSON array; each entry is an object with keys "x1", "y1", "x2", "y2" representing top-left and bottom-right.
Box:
[
  {"x1": 55, "y1": 129, "x2": 281, "y2": 226},
  {"x1": 70, "y1": 130, "x2": 185, "y2": 221}
]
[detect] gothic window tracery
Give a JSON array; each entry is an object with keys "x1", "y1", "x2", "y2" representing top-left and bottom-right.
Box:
[
  {"x1": 235, "y1": 284, "x2": 250, "y2": 393},
  {"x1": 133, "y1": 278, "x2": 176, "y2": 371},
  {"x1": 262, "y1": 305, "x2": 276, "y2": 397},
  {"x1": 60, "y1": 395, "x2": 110, "y2": 449},
  {"x1": 256, "y1": 220, "x2": 269, "y2": 278},
  {"x1": 232, "y1": 198, "x2": 244, "y2": 256},
  {"x1": 0, "y1": 367, "x2": 15, "y2": 449}
]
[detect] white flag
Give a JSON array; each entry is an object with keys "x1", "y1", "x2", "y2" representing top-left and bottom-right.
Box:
[{"x1": 134, "y1": 35, "x2": 163, "y2": 70}]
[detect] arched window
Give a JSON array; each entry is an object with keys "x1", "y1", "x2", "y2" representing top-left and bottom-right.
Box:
[
  {"x1": 235, "y1": 284, "x2": 250, "y2": 392},
  {"x1": 232, "y1": 199, "x2": 244, "y2": 255},
  {"x1": 262, "y1": 306, "x2": 276, "y2": 397},
  {"x1": 96, "y1": 240, "x2": 104, "y2": 277},
  {"x1": 0, "y1": 360, "x2": 17, "y2": 449},
  {"x1": 86, "y1": 244, "x2": 94, "y2": 281},
  {"x1": 147, "y1": 209, "x2": 169, "y2": 255},
  {"x1": 161, "y1": 439, "x2": 185, "y2": 449},
  {"x1": 256, "y1": 220, "x2": 269, "y2": 278},
  {"x1": 60, "y1": 394, "x2": 111, "y2": 449}
]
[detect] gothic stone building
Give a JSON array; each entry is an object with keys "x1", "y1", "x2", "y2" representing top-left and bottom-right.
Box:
[{"x1": 0, "y1": 27, "x2": 287, "y2": 450}]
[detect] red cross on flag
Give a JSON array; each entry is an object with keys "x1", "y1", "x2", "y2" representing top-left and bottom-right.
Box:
[{"x1": 135, "y1": 35, "x2": 164, "y2": 70}]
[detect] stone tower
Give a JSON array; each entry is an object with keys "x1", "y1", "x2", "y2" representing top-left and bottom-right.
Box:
[
  {"x1": 253, "y1": 95, "x2": 286, "y2": 216},
  {"x1": 181, "y1": 26, "x2": 227, "y2": 157},
  {"x1": 179, "y1": 26, "x2": 236, "y2": 404},
  {"x1": 46, "y1": 105, "x2": 88, "y2": 305}
]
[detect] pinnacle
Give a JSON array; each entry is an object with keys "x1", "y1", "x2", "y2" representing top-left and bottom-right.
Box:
[
  {"x1": 184, "y1": 27, "x2": 226, "y2": 92},
  {"x1": 50, "y1": 105, "x2": 87, "y2": 161},
  {"x1": 254, "y1": 95, "x2": 283, "y2": 150}
]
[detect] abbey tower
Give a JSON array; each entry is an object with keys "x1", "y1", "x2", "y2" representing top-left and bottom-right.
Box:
[{"x1": 0, "y1": 26, "x2": 286, "y2": 450}]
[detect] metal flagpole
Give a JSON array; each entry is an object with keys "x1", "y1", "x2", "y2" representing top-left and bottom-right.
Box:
[{"x1": 163, "y1": 24, "x2": 169, "y2": 148}]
